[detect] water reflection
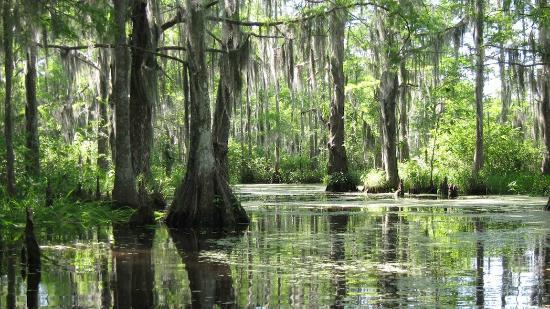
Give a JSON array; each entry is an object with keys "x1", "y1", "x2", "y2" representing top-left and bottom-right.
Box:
[
  {"x1": 26, "y1": 270, "x2": 40, "y2": 309},
  {"x1": 377, "y1": 206, "x2": 400, "y2": 307},
  {"x1": 328, "y1": 211, "x2": 348, "y2": 308},
  {"x1": 7, "y1": 245, "x2": 16, "y2": 309},
  {"x1": 112, "y1": 225, "x2": 155, "y2": 309},
  {"x1": 474, "y1": 219, "x2": 484, "y2": 308},
  {"x1": 544, "y1": 234, "x2": 550, "y2": 305},
  {"x1": 1, "y1": 186, "x2": 550, "y2": 308},
  {"x1": 169, "y1": 229, "x2": 238, "y2": 308}
]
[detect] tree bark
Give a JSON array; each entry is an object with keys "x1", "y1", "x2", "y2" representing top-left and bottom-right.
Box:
[
  {"x1": 379, "y1": 71, "x2": 400, "y2": 189},
  {"x1": 213, "y1": 78, "x2": 232, "y2": 178},
  {"x1": 25, "y1": 40, "x2": 40, "y2": 177},
  {"x1": 246, "y1": 70, "x2": 252, "y2": 158},
  {"x1": 112, "y1": 0, "x2": 140, "y2": 208},
  {"x1": 97, "y1": 49, "x2": 110, "y2": 172},
  {"x1": 472, "y1": 0, "x2": 485, "y2": 177},
  {"x1": 3, "y1": 0, "x2": 16, "y2": 197},
  {"x1": 498, "y1": 42, "x2": 511, "y2": 123},
  {"x1": 213, "y1": 4, "x2": 242, "y2": 179},
  {"x1": 183, "y1": 63, "x2": 191, "y2": 161},
  {"x1": 540, "y1": 0, "x2": 550, "y2": 175},
  {"x1": 398, "y1": 61, "x2": 410, "y2": 162},
  {"x1": 326, "y1": 7, "x2": 356, "y2": 192},
  {"x1": 130, "y1": 0, "x2": 158, "y2": 179},
  {"x1": 166, "y1": 0, "x2": 248, "y2": 229}
]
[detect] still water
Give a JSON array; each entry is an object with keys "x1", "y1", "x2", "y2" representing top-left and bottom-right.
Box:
[{"x1": 1, "y1": 184, "x2": 550, "y2": 308}]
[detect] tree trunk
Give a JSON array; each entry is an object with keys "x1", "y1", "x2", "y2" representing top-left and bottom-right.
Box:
[
  {"x1": 130, "y1": 0, "x2": 157, "y2": 179},
  {"x1": 213, "y1": 4, "x2": 242, "y2": 179},
  {"x1": 183, "y1": 63, "x2": 191, "y2": 161},
  {"x1": 98, "y1": 50, "x2": 110, "y2": 172},
  {"x1": 326, "y1": 7, "x2": 356, "y2": 192},
  {"x1": 379, "y1": 71, "x2": 400, "y2": 189},
  {"x1": 540, "y1": 0, "x2": 550, "y2": 175},
  {"x1": 273, "y1": 80, "x2": 282, "y2": 182},
  {"x1": 112, "y1": 0, "x2": 140, "y2": 208},
  {"x1": 3, "y1": 0, "x2": 16, "y2": 197},
  {"x1": 398, "y1": 61, "x2": 410, "y2": 162},
  {"x1": 499, "y1": 44, "x2": 511, "y2": 123},
  {"x1": 109, "y1": 62, "x2": 117, "y2": 163},
  {"x1": 213, "y1": 78, "x2": 232, "y2": 178},
  {"x1": 166, "y1": 0, "x2": 248, "y2": 229},
  {"x1": 25, "y1": 40, "x2": 40, "y2": 177},
  {"x1": 472, "y1": 0, "x2": 485, "y2": 177},
  {"x1": 246, "y1": 71, "x2": 252, "y2": 157}
]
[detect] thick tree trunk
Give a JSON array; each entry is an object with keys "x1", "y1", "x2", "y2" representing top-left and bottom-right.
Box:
[
  {"x1": 183, "y1": 63, "x2": 191, "y2": 161},
  {"x1": 3, "y1": 0, "x2": 16, "y2": 197},
  {"x1": 112, "y1": 0, "x2": 140, "y2": 207},
  {"x1": 540, "y1": 0, "x2": 550, "y2": 175},
  {"x1": 25, "y1": 41, "x2": 40, "y2": 177},
  {"x1": 213, "y1": 78, "x2": 232, "y2": 178},
  {"x1": 166, "y1": 0, "x2": 248, "y2": 229},
  {"x1": 326, "y1": 7, "x2": 356, "y2": 192},
  {"x1": 98, "y1": 50, "x2": 110, "y2": 172},
  {"x1": 398, "y1": 61, "x2": 410, "y2": 162},
  {"x1": 213, "y1": 5, "x2": 242, "y2": 179},
  {"x1": 130, "y1": 0, "x2": 157, "y2": 179},
  {"x1": 472, "y1": 0, "x2": 485, "y2": 177},
  {"x1": 379, "y1": 71, "x2": 400, "y2": 189}
]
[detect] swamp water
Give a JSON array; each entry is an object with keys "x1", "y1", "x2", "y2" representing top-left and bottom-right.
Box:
[{"x1": 1, "y1": 184, "x2": 549, "y2": 308}]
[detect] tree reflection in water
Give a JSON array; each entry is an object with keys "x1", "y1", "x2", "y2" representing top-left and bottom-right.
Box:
[
  {"x1": 377, "y1": 206, "x2": 400, "y2": 307},
  {"x1": 6, "y1": 245, "x2": 16, "y2": 309},
  {"x1": 328, "y1": 210, "x2": 349, "y2": 308},
  {"x1": 169, "y1": 229, "x2": 243, "y2": 308},
  {"x1": 112, "y1": 224, "x2": 156, "y2": 309},
  {"x1": 474, "y1": 219, "x2": 485, "y2": 308}
]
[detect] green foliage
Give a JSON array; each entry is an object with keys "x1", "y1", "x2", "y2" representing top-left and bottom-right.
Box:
[
  {"x1": 324, "y1": 171, "x2": 358, "y2": 190},
  {"x1": 228, "y1": 139, "x2": 325, "y2": 184},
  {"x1": 400, "y1": 159, "x2": 434, "y2": 190},
  {"x1": 360, "y1": 169, "x2": 387, "y2": 190},
  {"x1": 0, "y1": 197, "x2": 133, "y2": 240}
]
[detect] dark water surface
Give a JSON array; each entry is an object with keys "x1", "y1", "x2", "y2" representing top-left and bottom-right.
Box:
[{"x1": 1, "y1": 184, "x2": 550, "y2": 308}]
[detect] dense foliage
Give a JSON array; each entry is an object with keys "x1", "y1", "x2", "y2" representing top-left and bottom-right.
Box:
[{"x1": 0, "y1": 0, "x2": 548, "y2": 224}]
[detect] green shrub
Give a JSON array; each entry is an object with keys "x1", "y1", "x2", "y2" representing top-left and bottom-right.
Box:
[{"x1": 361, "y1": 169, "x2": 387, "y2": 190}]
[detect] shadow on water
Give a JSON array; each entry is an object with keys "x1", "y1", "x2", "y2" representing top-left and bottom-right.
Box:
[
  {"x1": 168, "y1": 229, "x2": 242, "y2": 308},
  {"x1": 112, "y1": 224, "x2": 156, "y2": 309}
]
